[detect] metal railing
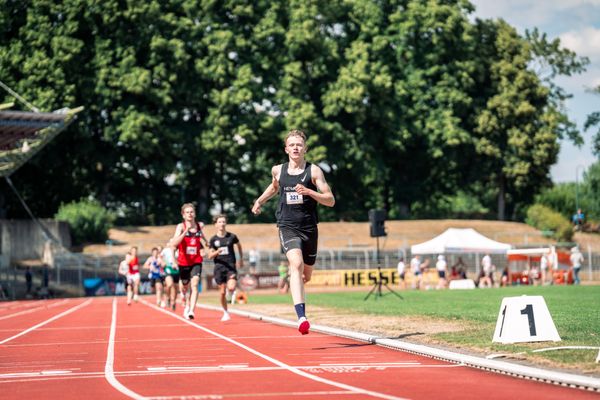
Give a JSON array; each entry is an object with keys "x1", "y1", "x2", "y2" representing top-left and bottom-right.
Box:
[{"x1": 1, "y1": 244, "x2": 598, "y2": 300}]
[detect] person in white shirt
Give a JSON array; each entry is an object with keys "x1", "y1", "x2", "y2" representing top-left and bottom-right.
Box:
[
  {"x1": 540, "y1": 253, "x2": 549, "y2": 286},
  {"x1": 570, "y1": 247, "x2": 584, "y2": 285},
  {"x1": 397, "y1": 257, "x2": 406, "y2": 289},
  {"x1": 435, "y1": 255, "x2": 448, "y2": 289},
  {"x1": 480, "y1": 254, "x2": 494, "y2": 288},
  {"x1": 410, "y1": 255, "x2": 422, "y2": 290}
]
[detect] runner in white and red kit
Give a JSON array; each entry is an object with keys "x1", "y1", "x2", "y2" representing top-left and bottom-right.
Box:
[{"x1": 126, "y1": 246, "x2": 141, "y2": 305}]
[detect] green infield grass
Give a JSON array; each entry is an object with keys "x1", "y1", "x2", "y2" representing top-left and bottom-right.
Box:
[{"x1": 230, "y1": 285, "x2": 600, "y2": 372}]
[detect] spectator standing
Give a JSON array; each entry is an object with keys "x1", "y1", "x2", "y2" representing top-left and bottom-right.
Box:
[
  {"x1": 480, "y1": 254, "x2": 494, "y2": 288},
  {"x1": 540, "y1": 252, "x2": 549, "y2": 285},
  {"x1": 549, "y1": 246, "x2": 558, "y2": 284},
  {"x1": 248, "y1": 249, "x2": 259, "y2": 273},
  {"x1": 25, "y1": 267, "x2": 32, "y2": 295},
  {"x1": 397, "y1": 257, "x2": 406, "y2": 290},
  {"x1": 410, "y1": 255, "x2": 422, "y2": 290},
  {"x1": 570, "y1": 246, "x2": 584, "y2": 285},
  {"x1": 572, "y1": 208, "x2": 585, "y2": 231},
  {"x1": 435, "y1": 255, "x2": 448, "y2": 289}
]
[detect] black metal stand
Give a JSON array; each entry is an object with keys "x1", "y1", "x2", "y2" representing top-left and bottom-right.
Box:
[{"x1": 364, "y1": 236, "x2": 403, "y2": 300}]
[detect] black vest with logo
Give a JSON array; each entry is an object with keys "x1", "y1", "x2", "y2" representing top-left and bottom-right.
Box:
[{"x1": 276, "y1": 162, "x2": 318, "y2": 229}]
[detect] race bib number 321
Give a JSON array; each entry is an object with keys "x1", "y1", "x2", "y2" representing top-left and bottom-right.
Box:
[{"x1": 286, "y1": 192, "x2": 303, "y2": 204}]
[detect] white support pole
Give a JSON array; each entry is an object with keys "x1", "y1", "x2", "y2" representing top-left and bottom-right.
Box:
[{"x1": 588, "y1": 245, "x2": 593, "y2": 281}]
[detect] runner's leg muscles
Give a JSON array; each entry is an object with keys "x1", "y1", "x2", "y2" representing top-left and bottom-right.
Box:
[
  {"x1": 219, "y1": 283, "x2": 227, "y2": 311},
  {"x1": 189, "y1": 275, "x2": 200, "y2": 309},
  {"x1": 287, "y1": 249, "x2": 305, "y2": 304}
]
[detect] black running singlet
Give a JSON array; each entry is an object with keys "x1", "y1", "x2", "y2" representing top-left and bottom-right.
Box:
[{"x1": 276, "y1": 162, "x2": 319, "y2": 229}]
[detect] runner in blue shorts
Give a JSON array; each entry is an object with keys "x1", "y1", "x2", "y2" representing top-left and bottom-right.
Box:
[{"x1": 144, "y1": 247, "x2": 166, "y2": 307}]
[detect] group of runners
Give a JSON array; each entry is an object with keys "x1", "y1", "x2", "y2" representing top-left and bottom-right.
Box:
[{"x1": 119, "y1": 129, "x2": 336, "y2": 334}]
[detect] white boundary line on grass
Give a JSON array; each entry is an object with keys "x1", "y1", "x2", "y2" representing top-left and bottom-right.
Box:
[
  {"x1": 0, "y1": 299, "x2": 91, "y2": 345},
  {"x1": 199, "y1": 304, "x2": 600, "y2": 392},
  {"x1": 142, "y1": 299, "x2": 409, "y2": 400}
]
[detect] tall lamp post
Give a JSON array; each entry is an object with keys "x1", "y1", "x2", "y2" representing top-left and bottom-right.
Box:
[{"x1": 575, "y1": 164, "x2": 585, "y2": 212}]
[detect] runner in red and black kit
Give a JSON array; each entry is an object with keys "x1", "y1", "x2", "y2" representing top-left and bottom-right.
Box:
[
  {"x1": 252, "y1": 129, "x2": 335, "y2": 335},
  {"x1": 171, "y1": 203, "x2": 207, "y2": 320}
]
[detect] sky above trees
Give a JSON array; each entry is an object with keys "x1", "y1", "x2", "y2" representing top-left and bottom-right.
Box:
[{"x1": 470, "y1": 0, "x2": 600, "y2": 182}]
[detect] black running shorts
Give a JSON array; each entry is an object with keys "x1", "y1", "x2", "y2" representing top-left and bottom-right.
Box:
[
  {"x1": 213, "y1": 264, "x2": 237, "y2": 285},
  {"x1": 278, "y1": 226, "x2": 318, "y2": 265},
  {"x1": 179, "y1": 264, "x2": 202, "y2": 284}
]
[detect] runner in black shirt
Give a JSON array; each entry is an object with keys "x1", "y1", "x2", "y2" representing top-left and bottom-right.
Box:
[
  {"x1": 252, "y1": 129, "x2": 335, "y2": 335},
  {"x1": 208, "y1": 214, "x2": 243, "y2": 322}
]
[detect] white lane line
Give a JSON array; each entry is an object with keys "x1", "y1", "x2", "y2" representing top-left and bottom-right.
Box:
[
  {"x1": 0, "y1": 299, "x2": 91, "y2": 345},
  {"x1": 0, "y1": 299, "x2": 70, "y2": 321},
  {"x1": 532, "y1": 346, "x2": 600, "y2": 353},
  {"x1": 104, "y1": 297, "x2": 146, "y2": 400},
  {"x1": 319, "y1": 362, "x2": 420, "y2": 366},
  {"x1": 145, "y1": 390, "x2": 355, "y2": 399},
  {"x1": 0, "y1": 364, "x2": 462, "y2": 384},
  {"x1": 142, "y1": 300, "x2": 410, "y2": 400}
]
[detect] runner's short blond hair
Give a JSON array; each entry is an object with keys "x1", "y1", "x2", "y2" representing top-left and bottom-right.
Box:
[
  {"x1": 180, "y1": 203, "x2": 195, "y2": 214},
  {"x1": 285, "y1": 129, "x2": 306, "y2": 144}
]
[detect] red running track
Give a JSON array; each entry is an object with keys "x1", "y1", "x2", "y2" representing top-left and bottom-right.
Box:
[{"x1": 0, "y1": 296, "x2": 597, "y2": 400}]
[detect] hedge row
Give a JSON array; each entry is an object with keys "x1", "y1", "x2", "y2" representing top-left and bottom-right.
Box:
[{"x1": 526, "y1": 204, "x2": 573, "y2": 242}]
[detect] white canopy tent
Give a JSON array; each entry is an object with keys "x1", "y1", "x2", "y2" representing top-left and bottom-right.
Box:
[{"x1": 411, "y1": 228, "x2": 512, "y2": 255}]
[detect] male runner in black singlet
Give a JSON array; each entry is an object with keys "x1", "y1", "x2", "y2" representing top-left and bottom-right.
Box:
[
  {"x1": 208, "y1": 214, "x2": 243, "y2": 322},
  {"x1": 252, "y1": 129, "x2": 335, "y2": 335}
]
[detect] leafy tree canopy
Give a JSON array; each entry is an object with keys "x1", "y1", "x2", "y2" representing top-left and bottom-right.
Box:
[{"x1": 0, "y1": 0, "x2": 588, "y2": 226}]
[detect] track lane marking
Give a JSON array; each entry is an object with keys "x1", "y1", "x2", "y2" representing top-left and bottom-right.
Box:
[
  {"x1": 0, "y1": 364, "x2": 462, "y2": 384},
  {"x1": 142, "y1": 300, "x2": 410, "y2": 400},
  {"x1": 0, "y1": 299, "x2": 70, "y2": 321},
  {"x1": 0, "y1": 299, "x2": 91, "y2": 345},
  {"x1": 104, "y1": 297, "x2": 146, "y2": 400}
]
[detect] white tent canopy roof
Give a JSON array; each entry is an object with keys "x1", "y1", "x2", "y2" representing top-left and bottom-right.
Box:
[
  {"x1": 507, "y1": 248, "x2": 551, "y2": 256},
  {"x1": 411, "y1": 228, "x2": 512, "y2": 255}
]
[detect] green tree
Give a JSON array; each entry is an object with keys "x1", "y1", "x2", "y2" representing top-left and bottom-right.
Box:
[
  {"x1": 468, "y1": 21, "x2": 587, "y2": 220},
  {"x1": 0, "y1": 0, "x2": 589, "y2": 226},
  {"x1": 584, "y1": 85, "x2": 600, "y2": 156}
]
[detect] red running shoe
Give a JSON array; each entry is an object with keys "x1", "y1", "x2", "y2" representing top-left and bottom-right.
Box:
[{"x1": 298, "y1": 317, "x2": 310, "y2": 335}]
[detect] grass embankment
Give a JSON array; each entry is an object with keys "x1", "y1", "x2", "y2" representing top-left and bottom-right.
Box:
[{"x1": 219, "y1": 285, "x2": 600, "y2": 374}]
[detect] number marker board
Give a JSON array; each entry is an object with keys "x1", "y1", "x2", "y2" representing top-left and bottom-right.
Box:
[{"x1": 492, "y1": 295, "x2": 561, "y2": 344}]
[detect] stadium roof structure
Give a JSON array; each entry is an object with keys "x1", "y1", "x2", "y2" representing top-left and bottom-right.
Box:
[{"x1": 0, "y1": 102, "x2": 83, "y2": 177}]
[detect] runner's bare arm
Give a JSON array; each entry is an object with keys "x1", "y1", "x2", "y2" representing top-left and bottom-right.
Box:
[
  {"x1": 294, "y1": 164, "x2": 335, "y2": 207},
  {"x1": 170, "y1": 223, "x2": 187, "y2": 246},
  {"x1": 207, "y1": 244, "x2": 220, "y2": 260},
  {"x1": 252, "y1": 164, "x2": 282, "y2": 215},
  {"x1": 236, "y1": 242, "x2": 243, "y2": 268},
  {"x1": 196, "y1": 222, "x2": 210, "y2": 248}
]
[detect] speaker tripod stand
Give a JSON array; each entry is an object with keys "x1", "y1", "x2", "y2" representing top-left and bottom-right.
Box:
[{"x1": 364, "y1": 236, "x2": 403, "y2": 301}]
